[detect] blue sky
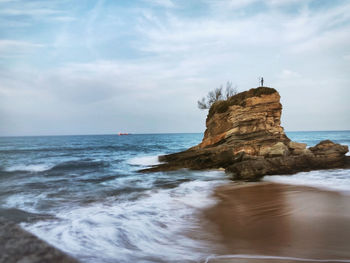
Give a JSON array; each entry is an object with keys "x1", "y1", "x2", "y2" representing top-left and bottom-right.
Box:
[{"x1": 0, "y1": 0, "x2": 350, "y2": 135}]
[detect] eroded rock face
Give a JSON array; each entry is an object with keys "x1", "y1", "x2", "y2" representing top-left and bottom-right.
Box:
[
  {"x1": 200, "y1": 91, "x2": 288, "y2": 154},
  {"x1": 141, "y1": 87, "x2": 349, "y2": 180}
]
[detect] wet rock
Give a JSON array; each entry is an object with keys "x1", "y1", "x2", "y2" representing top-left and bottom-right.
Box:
[
  {"x1": 0, "y1": 208, "x2": 55, "y2": 224},
  {"x1": 0, "y1": 218, "x2": 78, "y2": 263},
  {"x1": 289, "y1": 141, "x2": 307, "y2": 150},
  {"x1": 289, "y1": 141, "x2": 307, "y2": 155},
  {"x1": 263, "y1": 142, "x2": 290, "y2": 157}
]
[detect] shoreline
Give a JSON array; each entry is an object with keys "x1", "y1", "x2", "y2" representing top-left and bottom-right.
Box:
[{"x1": 202, "y1": 182, "x2": 350, "y2": 262}]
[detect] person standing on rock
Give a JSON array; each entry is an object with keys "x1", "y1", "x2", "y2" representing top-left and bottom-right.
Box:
[{"x1": 261, "y1": 77, "x2": 264, "y2": 87}]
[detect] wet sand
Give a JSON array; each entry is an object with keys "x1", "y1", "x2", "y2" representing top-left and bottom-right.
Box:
[{"x1": 203, "y1": 182, "x2": 350, "y2": 263}]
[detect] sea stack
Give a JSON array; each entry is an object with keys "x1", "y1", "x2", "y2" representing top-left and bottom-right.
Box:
[{"x1": 142, "y1": 87, "x2": 349, "y2": 180}]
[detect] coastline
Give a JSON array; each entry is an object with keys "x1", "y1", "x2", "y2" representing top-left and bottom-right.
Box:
[
  {"x1": 202, "y1": 182, "x2": 350, "y2": 262},
  {"x1": 1, "y1": 132, "x2": 349, "y2": 262}
]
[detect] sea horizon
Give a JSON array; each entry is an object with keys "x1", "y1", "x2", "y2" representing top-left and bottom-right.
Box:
[{"x1": 2, "y1": 129, "x2": 350, "y2": 138}]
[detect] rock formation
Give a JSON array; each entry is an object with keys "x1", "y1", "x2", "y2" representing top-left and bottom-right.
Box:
[{"x1": 141, "y1": 87, "x2": 349, "y2": 180}]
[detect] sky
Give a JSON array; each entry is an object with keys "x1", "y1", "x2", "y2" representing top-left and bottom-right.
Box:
[{"x1": 0, "y1": 0, "x2": 349, "y2": 136}]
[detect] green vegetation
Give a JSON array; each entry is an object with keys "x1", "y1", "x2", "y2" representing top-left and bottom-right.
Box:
[
  {"x1": 207, "y1": 87, "x2": 277, "y2": 118},
  {"x1": 197, "y1": 81, "x2": 238, "y2": 110}
]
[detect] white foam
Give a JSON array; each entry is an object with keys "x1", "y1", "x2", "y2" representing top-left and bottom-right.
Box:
[
  {"x1": 264, "y1": 169, "x2": 350, "y2": 195},
  {"x1": 171, "y1": 179, "x2": 222, "y2": 209},
  {"x1": 127, "y1": 155, "x2": 162, "y2": 167},
  {"x1": 5, "y1": 163, "x2": 53, "y2": 172},
  {"x1": 22, "y1": 171, "x2": 227, "y2": 263},
  {"x1": 4, "y1": 193, "x2": 48, "y2": 213}
]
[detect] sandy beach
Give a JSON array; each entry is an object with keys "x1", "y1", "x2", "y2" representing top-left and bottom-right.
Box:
[{"x1": 203, "y1": 182, "x2": 350, "y2": 263}]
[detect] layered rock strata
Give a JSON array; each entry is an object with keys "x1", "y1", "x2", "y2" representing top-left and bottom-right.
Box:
[{"x1": 142, "y1": 87, "x2": 349, "y2": 180}]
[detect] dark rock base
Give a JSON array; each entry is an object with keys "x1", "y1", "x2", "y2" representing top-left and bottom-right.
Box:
[{"x1": 141, "y1": 140, "x2": 349, "y2": 181}]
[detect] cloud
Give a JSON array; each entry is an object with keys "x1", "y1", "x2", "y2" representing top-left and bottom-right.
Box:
[
  {"x1": 135, "y1": 0, "x2": 350, "y2": 63},
  {"x1": 265, "y1": 0, "x2": 311, "y2": 7},
  {"x1": 0, "y1": 8, "x2": 60, "y2": 16},
  {"x1": 0, "y1": 58, "x2": 210, "y2": 135},
  {"x1": 0, "y1": 40, "x2": 44, "y2": 57},
  {"x1": 51, "y1": 16, "x2": 76, "y2": 22},
  {"x1": 218, "y1": 0, "x2": 258, "y2": 9},
  {"x1": 143, "y1": 0, "x2": 175, "y2": 8},
  {"x1": 0, "y1": 39, "x2": 43, "y2": 48},
  {"x1": 0, "y1": 0, "x2": 19, "y2": 2},
  {"x1": 0, "y1": 19, "x2": 31, "y2": 27},
  {"x1": 0, "y1": 0, "x2": 349, "y2": 135},
  {"x1": 279, "y1": 69, "x2": 301, "y2": 79},
  {"x1": 0, "y1": 0, "x2": 76, "y2": 24},
  {"x1": 206, "y1": 0, "x2": 311, "y2": 10}
]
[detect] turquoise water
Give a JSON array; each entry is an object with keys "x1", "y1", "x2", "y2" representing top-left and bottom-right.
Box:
[{"x1": 0, "y1": 131, "x2": 349, "y2": 262}]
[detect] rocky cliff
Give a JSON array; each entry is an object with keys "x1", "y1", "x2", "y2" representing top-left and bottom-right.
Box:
[
  {"x1": 199, "y1": 87, "x2": 289, "y2": 154},
  {"x1": 142, "y1": 87, "x2": 349, "y2": 180}
]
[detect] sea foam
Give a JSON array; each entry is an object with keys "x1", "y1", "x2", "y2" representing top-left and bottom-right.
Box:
[
  {"x1": 5, "y1": 163, "x2": 53, "y2": 172},
  {"x1": 127, "y1": 155, "x2": 162, "y2": 167},
  {"x1": 22, "y1": 170, "x2": 227, "y2": 263},
  {"x1": 264, "y1": 169, "x2": 350, "y2": 195}
]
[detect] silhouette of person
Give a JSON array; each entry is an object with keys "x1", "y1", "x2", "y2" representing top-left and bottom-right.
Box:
[{"x1": 261, "y1": 77, "x2": 264, "y2": 87}]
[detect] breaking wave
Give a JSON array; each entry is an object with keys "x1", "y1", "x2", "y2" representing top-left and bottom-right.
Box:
[{"x1": 264, "y1": 169, "x2": 350, "y2": 195}]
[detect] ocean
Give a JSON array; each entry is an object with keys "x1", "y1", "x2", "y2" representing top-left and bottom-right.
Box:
[{"x1": 0, "y1": 131, "x2": 349, "y2": 262}]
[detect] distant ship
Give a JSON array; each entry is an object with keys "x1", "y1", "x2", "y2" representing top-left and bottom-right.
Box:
[{"x1": 118, "y1": 132, "x2": 131, "y2": 136}]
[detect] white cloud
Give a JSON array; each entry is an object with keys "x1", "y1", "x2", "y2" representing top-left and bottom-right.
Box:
[
  {"x1": 0, "y1": 40, "x2": 44, "y2": 57},
  {"x1": 206, "y1": 0, "x2": 311, "y2": 10},
  {"x1": 0, "y1": 0, "x2": 349, "y2": 135},
  {"x1": 0, "y1": 39, "x2": 43, "y2": 48},
  {"x1": 0, "y1": 19, "x2": 31, "y2": 27},
  {"x1": 226, "y1": 0, "x2": 257, "y2": 9},
  {"x1": 0, "y1": 0, "x2": 76, "y2": 24},
  {"x1": 0, "y1": 8, "x2": 59, "y2": 16},
  {"x1": 0, "y1": 58, "x2": 210, "y2": 135},
  {"x1": 279, "y1": 69, "x2": 301, "y2": 79},
  {"x1": 51, "y1": 16, "x2": 76, "y2": 22},
  {"x1": 265, "y1": 0, "x2": 311, "y2": 7},
  {"x1": 143, "y1": 0, "x2": 175, "y2": 8},
  {"x1": 289, "y1": 28, "x2": 350, "y2": 54},
  {"x1": 135, "y1": 0, "x2": 350, "y2": 60}
]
